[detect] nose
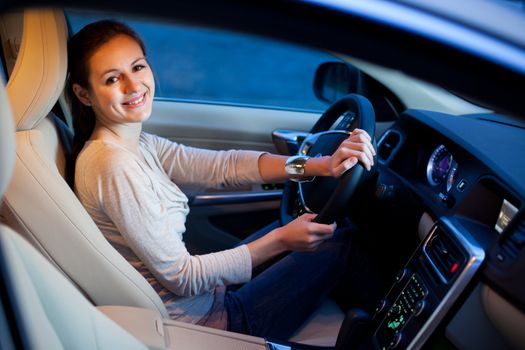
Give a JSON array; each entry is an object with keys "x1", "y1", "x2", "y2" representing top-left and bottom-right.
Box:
[{"x1": 122, "y1": 74, "x2": 140, "y2": 94}]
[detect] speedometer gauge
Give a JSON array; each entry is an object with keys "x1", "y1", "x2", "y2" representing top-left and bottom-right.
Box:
[{"x1": 426, "y1": 145, "x2": 453, "y2": 186}]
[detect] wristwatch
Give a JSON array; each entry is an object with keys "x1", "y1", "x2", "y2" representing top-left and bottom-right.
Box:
[{"x1": 285, "y1": 155, "x2": 315, "y2": 182}]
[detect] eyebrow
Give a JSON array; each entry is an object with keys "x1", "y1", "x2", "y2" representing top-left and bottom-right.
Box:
[{"x1": 99, "y1": 56, "x2": 146, "y2": 78}]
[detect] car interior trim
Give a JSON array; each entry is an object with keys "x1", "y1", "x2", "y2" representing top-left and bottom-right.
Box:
[
  {"x1": 408, "y1": 217, "x2": 485, "y2": 349},
  {"x1": 376, "y1": 129, "x2": 403, "y2": 165},
  {"x1": 417, "y1": 212, "x2": 435, "y2": 241},
  {"x1": 191, "y1": 191, "x2": 282, "y2": 207}
]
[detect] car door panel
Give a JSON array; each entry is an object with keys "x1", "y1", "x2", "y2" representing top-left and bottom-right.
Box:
[{"x1": 145, "y1": 100, "x2": 320, "y2": 152}]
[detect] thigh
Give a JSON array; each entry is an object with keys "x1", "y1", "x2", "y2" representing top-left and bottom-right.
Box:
[{"x1": 226, "y1": 227, "x2": 354, "y2": 339}]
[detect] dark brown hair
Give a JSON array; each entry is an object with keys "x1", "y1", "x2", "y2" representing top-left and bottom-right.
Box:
[{"x1": 65, "y1": 20, "x2": 146, "y2": 184}]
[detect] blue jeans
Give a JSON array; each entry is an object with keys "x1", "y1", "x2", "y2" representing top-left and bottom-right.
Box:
[{"x1": 224, "y1": 221, "x2": 354, "y2": 340}]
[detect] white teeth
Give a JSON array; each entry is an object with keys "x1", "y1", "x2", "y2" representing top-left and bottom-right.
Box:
[{"x1": 126, "y1": 94, "x2": 145, "y2": 105}]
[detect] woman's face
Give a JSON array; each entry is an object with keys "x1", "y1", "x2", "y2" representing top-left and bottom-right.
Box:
[{"x1": 75, "y1": 34, "x2": 155, "y2": 127}]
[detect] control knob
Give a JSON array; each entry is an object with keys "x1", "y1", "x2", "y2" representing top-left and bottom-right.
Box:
[
  {"x1": 395, "y1": 268, "x2": 411, "y2": 284},
  {"x1": 389, "y1": 332, "x2": 406, "y2": 349},
  {"x1": 375, "y1": 298, "x2": 391, "y2": 315},
  {"x1": 413, "y1": 300, "x2": 429, "y2": 318}
]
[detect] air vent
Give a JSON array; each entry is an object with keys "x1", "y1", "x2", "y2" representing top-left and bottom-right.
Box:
[
  {"x1": 500, "y1": 220, "x2": 525, "y2": 260},
  {"x1": 425, "y1": 230, "x2": 467, "y2": 283},
  {"x1": 377, "y1": 130, "x2": 401, "y2": 163}
]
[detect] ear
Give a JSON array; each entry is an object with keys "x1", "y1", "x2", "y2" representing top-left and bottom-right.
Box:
[{"x1": 72, "y1": 84, "x2": 92, "y2": 106}]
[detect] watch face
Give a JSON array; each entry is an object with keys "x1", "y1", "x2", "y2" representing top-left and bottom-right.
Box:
[{"x1": 286, "y1": 156, "x2": 308, "y2": 175}]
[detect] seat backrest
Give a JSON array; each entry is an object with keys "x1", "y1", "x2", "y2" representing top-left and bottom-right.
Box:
[
  {"x1": 0, "y1": 60, "x2": 149, "y2": 350},
  {"x1": 1, "y1": 8, "x2": 169, "y2": 318}
]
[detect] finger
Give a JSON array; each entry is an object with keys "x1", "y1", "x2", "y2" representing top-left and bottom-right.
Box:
[
  {"x1": 368, "y1": 141, "x2": 377, "y2": 157},
  {"x1": 348, "y1": 149, "x2": 372, "y2": 170},
  {"x1": 309, "y1": 216, "x2": 337, "y2": 229},
  {"x1": 357, "y1": 150, "x2": 372, "y2": 171},
  {"x1": 331, "y1": 146, "x2": 353, "y2": 167},
  {"x1": 305, "y1": 235, "x2": 331, "y2": 251},
  {"x1": 343, "y1": 140, "x2": 374, "y2": 165},
  {"x1": 307, "y1": 239, "x2": 326, "y2": 251},
  {"x1": 347, "y1": 135, "x2": 376, "y2": 157},
  {"x1": 299, "y1": 213, "x2": 317, "y2": 222},
  {"x1": 355, "y1": 142, "x2": 375, "y2": 165},
  {"x1": 348, "y1": 134, "x2": 376, "y2": 157},
  {"x1": 328, "y1": 148, "x2": 354, "y2": 176},
  {"x1": 317, "y1": 230, "x2": 334, "y2": 240},
  {"x1": 342, "y1": 135, "x2": 375, "y2": 158},
  {"x1": 348, "y1": 132, "x2": 371, "y2": 145},
  {"x1": 338, "y1": 147, "x2": 373, "y2": 171},
  {"x1": 333, "y1": 157, "x2": 358, "y2": 175},
  {"x1": 350, "y1": 128, "x2": 371, "y2": 142},
  {"x1": 309, "y1": 222, "x2": 337, "y2": 236},
  {"x1": 334, "y1": 143, "x2": 370, "y2": 165}
]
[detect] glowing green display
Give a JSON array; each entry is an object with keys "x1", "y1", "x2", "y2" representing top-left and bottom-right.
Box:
[{"x1": 387, "y1": 315, "x2": 404, "y2": 330}]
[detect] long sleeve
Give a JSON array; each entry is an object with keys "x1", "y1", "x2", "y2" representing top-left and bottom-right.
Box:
[
  {"x1": 141, "y1": 132, "x2": 265, "y2": 188},
  {"x1": 75, "y1": 141, "x2": 252, "y2": 297}
]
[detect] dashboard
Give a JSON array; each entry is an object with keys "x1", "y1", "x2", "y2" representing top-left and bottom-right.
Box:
[
  {"x1": 377, "y1": 110, "x2": 523, "y2": 230},
  {"x1": 367, "y1": 109, "x2": 525, "y2": 349}
]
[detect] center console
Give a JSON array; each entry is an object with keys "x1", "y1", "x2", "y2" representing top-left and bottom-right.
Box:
[{"x1": 357, "y1": 217, "x2": 485, "y2": 349}]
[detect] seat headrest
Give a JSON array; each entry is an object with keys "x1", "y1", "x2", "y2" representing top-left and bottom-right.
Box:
[
  {"x1": 6, "y1": 9, "x2": 67, "y2": 131},
  {"x1": 0, "y1": 76, "x2": 15, "y2": 197}
]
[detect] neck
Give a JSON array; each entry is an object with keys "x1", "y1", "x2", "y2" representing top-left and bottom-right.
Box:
[{"x1": 91, "y1": 120, "x2": 143, "y2": 152}]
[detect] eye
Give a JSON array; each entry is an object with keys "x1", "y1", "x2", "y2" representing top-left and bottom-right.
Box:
[
  {"x1": 105, "y1": 76, "x2": 119, "y2": 85},
  {"x1": 133, "y1": 64, "x2": 147, "y2": 72}
]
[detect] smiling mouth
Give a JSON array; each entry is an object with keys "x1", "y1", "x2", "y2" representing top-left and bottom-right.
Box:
[{"x1": 123, "y1": 92, "x2": 146, "y2": 106}]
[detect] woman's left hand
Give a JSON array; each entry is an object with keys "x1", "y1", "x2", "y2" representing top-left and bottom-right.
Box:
[{"x1": 322, "y1": 128, "x2": 375, "y2": 177}]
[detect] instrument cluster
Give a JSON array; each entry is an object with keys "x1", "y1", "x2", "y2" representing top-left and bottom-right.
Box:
[{"x1": 426, "y1": 144, "x2": 459, "y2": 192}]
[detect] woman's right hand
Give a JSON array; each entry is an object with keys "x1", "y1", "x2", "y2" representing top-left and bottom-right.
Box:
[{"x1": 276, "y1": 213, "x2": 336, "y2": 252}]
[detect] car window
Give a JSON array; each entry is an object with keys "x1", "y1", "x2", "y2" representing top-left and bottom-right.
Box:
[
  {"x1": 0, "y1": 54, "x2": 6, "y2": 83},
  {"x1": 66, "y1": 10, "x2": 341, "y2": 112}
]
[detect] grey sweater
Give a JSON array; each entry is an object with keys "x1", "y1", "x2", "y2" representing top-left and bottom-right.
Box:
[{"x1": 75, "y1": 132, "x2": 264, "y2": 327}]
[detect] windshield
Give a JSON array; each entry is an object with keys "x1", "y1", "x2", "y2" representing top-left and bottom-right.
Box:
[{"x1": 342, "y1": 56, "x2": 491, "y2": 115}]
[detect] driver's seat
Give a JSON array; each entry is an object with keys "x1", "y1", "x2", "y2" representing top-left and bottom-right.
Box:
[
  {"x1": 2, "y1": 8, "x2": 169, "y2": 317},
  {"x1": 1, "y1": 8, "x2": 344, "y2": 346},
  {"x1": 0, "y1": 59, "x2": 150, "y2": 350}
]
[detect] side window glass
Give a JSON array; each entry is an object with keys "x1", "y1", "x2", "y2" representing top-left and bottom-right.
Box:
[
  {"x1": 67, "y1": 10, "x2": 340, "y2": 111},
  {"x1": 0, "y1": 11, "x2": 23, "y2": 80}
]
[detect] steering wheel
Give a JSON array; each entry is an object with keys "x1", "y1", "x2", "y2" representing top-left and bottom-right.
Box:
[{"x1": 280, "y1": 94, "x2": 376, "y2": 225}]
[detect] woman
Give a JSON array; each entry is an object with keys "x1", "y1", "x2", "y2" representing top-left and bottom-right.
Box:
[{"x1": 67, "y1": 20, "x2": 376, "y2": 339}]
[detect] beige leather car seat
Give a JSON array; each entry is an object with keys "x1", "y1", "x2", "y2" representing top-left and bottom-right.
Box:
[
  {"x1": 0, "y1": 69, "x2": 149, "y2": 349},
  {"x1": 2, "y1": 8, "x2": 169, "y2": 318},
  {"x1": 0, "y1": 8, "x2": 344, "y2": 346}
]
